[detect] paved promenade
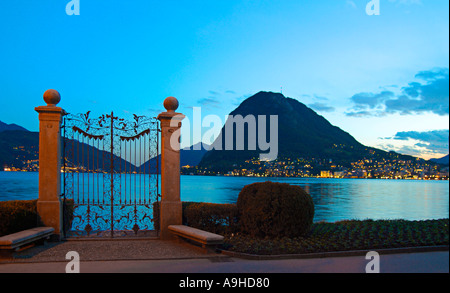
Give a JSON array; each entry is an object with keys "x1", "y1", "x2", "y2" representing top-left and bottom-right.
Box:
[
  {"x1": 0, "y1": 239, "x2": 448, "y2": 273},
  {"x1": 0, "y1": 251, "x2": 448, "y2": 273}
]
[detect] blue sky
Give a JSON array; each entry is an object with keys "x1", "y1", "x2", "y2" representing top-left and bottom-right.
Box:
[{"x1": 0, "y1": 0, "x2": 448, "y2": 159}]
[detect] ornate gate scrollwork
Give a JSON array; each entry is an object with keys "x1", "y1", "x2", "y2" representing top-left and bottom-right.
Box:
[{"x1": 62, "y1": 111, "x2": 160, "y2": 238}]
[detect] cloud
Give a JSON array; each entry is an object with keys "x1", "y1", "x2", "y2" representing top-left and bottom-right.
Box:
[
  {"x1": 308, "y1": 102, "x2": 335, "y2": 113},
  {"x1": 350, "y1": 91, "x2": 395, "y2": 109},
  {"x1": 197, "y1": 89, "x2": 238, "y2": 108},
  {"x1": 385, "y1": 69, "x2": 449, "y2": 116},
  {"x1": 388, "y1": 0, "x2": 422, "y2": 5},
  {"x1": 389, "y1": 129, "x2": 449, "y2": 155},
  {"x1": 147, "y1": 107, "x2": 160, "y2": 113},
  {"x1": 415, "y1": 68, "x2": 448, "y2": 80},
  {"x1": 346, "y1": 68, "x2": 449, "y2": 117},
  {"x1": 232, "y1": 94, "x2": 252, "y2": 106},
  {"x1": 208, "y1": 90, "x2": 220, "y2": 96},
  {"x1": 345, "y1": 110, "x2": 386, "y2": 118},
  {"x1": 346, "y1": 0, "x2": 357, "y2": 9},
  {"x1": 314, "y1": 95, "x2": 329, "y2": 101},
  {"x1": 197, "y1": 96, "x2": 221, "y2": 107}
]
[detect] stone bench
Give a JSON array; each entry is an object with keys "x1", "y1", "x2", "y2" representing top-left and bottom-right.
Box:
[
  {"x1": 168, "y1": 225, "x2": 224, "y2": 253},
  {"x1": 0, "y1": 227, "x2": 54, "y2": 259}
]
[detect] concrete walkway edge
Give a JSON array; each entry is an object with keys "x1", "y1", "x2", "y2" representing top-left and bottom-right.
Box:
[{"x1": 219, "y1": 245, "x2": 450, "y2": 260}]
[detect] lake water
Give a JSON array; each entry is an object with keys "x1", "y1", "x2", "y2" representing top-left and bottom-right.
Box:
[{"x1": 0, "y1": 171, "x2": 448, "y2": 223}]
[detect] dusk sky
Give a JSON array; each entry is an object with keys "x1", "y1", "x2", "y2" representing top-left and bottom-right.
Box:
[{"x1": 0, "y1": 0, "x2": 448, "y2": 159}]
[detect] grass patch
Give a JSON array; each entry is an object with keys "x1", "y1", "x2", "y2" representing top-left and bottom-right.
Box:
[{"x1": 221, "y1": 219, "x2": 449, "y2": 255}]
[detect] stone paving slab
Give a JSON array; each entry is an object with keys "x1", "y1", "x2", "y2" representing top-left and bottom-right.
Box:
[{"x1": 0, "y1": 239, "x2": 221, "y2": 263}]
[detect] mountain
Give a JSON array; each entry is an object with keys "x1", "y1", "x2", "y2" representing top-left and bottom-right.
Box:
[
  {"x1": 63, "y1": 139, "x2": 136, "y2": 173},
  {"x1": 0, "y1": 129, "x2": 137, "y2": 172},
  {"x1": 430, "y1": 155, "x2": 449, "y2": 165},
  {"x1": 0, "y1": 121, "x2": 29, "y2": 132},
  {"x1": 181, "y1": 142, "x2": 210, "y2": 166},
  {"x1": 199, "y1": 91, "x2": 416, "y2": 170},
  {"x1": 0, "y1": 119, "x2": 209, "y2": 172},
  {"x1": 141, "y1": 142, "x2": 210, "y2": 173},
  {"x1": 0, "y1": 130, "x2": 39, "y2": 169}
]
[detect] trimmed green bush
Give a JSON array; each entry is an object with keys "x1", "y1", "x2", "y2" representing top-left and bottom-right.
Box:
[
  {"x1": 0, "y1": 199, "x2": 43, "y2": 237},
  {"x1": 237, "y1": 181, "x2": 315, "y2": 238},
  {"x1": 184, "y1": 202, "x2": 239, "y2": 234}
]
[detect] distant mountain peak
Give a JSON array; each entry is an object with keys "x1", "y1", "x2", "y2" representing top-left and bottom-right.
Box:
[
  {"x1": 253, "y1": 91, "x2": 285, "y2": 98},
  {"x1": 199, "y1": 91, "x2": 416, "y2": 171},
  {"x1": 0, "y1": 120, "x2": 29, "y2": 132},
  {"x1": 237, "y1": 91, "x2": 286, "y2": 107},
  {"x1": 430, "y1": 154, "x2": 449, "y2": 165}
]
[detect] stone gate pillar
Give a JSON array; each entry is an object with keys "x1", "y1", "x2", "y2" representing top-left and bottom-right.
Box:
[
  {"x1": 157, "y1": 97, "x2": 185, "y2": 240},
  {"x1": 35, "y1": 89, "x2": 64, "y2": 240}
]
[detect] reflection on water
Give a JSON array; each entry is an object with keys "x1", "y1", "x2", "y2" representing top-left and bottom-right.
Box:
[
  {"x1": 0, "y1": 172, "x2": 448, "y2": 223},
  {"x1": 181, "y1": 175, "x2": 449, "y2": 223},
  {"x1": 0, "y1": 172, "x2": 39, "y2": 201}
]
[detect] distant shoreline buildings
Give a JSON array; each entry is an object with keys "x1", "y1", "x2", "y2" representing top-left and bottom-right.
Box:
[
  {"x1": 2, "y1": 161, "x2": 449, "y2": 181},
  {"x1": 181, "y1": 157, "x2": 449, "y2": 180},
  {"x1": 2, "y1": 145, "x2": 449, "y2": 180}
]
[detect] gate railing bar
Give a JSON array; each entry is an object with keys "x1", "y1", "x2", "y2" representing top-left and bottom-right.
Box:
[{"x1": 110, "y1": 111, "x2": 114, "y2": 238}]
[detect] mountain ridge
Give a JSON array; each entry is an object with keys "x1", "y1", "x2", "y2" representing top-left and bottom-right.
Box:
[
  {"x1": 0, "y1": 120, "x2": 29, "y2": 132},
  {"x1": 430, "y1": 154, "x2": 449, "y2": 165},
  {"x1": 0, "y1": 92, "x2": 438, "y2": 173},
  {"x1": 199, "y1": 91, "x2": 417, "y2": 170}
]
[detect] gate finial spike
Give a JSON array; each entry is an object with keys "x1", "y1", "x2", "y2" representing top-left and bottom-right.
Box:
[
  {"x1": 163, "y1": 96, "x2": 179, "y2": 112},
  {"x1": 43, "y1": 89, "x2": 61, "y2": 106}
]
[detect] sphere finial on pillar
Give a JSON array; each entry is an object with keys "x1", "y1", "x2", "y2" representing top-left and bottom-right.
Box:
[
  {"x1": 43, "y1": 89, "x2": 61, "y2": 106},
  {"x1": 163, "y1": 96, "x2": 179, "y2": 112}
]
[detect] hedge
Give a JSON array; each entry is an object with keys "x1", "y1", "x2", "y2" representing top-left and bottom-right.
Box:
[
  {"x1": 152, "y1": 201, "x2": 238, "y2": 234},
  {"x1": 237, "y1": 181, "x2": 315, "y2": 238},
  {"x1": 0, "y1": 199, "x2": 43, "y2": 237},
  {"x1": 184, "y1": 202, "x2": 239, "y2": 234},
  {"x1": 0, "y1": 199, "x2": 76, "y2": 237}
]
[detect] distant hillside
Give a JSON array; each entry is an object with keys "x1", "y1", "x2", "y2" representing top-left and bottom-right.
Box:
[
  {"x1": 0, "y1": 130, "x2": 39, "y2": 169},
  {"x1": 63, "y1": 139, "x2": 137, "y2": 173},
  {"x1": 181, "y1": 142, "x2": 210, "y2": 166},
  {"x1": 199, "y1": 91, "x2": 418, "y2": 170},
  {"x1": 141, "y1": 142, "x2": 210, "y2": 173},
  {"x1": 0, "y1": 121, "x2": 209, "y2": 172},
  {"x1": 430, "y1": 155, "x2": 449, "y2": 165},
  {"x1": 0, "y1": 129, "x2": 138, "y2": 172},
  {"x1": 0, "y1": 121, "x2": 29, "y2": 132}
]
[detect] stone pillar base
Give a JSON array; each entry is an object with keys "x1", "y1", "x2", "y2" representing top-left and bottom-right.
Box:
[
  {"x1": 35, "y1": 92, "x2": 64, "y2": 242},
  {"x1": 37, "y1": 200, "x2": 62, "y2": 240},
  {"x1": 160, "y1": 201, "x2": 182, "y2": 240}
]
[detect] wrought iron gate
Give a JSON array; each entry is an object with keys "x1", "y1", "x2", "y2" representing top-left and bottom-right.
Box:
[{"x1": 62, "y1": 111, "x2": 160, "y2": 238}]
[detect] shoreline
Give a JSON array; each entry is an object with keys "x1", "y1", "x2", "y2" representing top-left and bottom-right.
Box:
[
  {"x1": 1, "y1": 170, "x2": 449, "y2": 181},
  {"x1": 183, "y1": 173, "x2": 450, "y2": 180}
]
